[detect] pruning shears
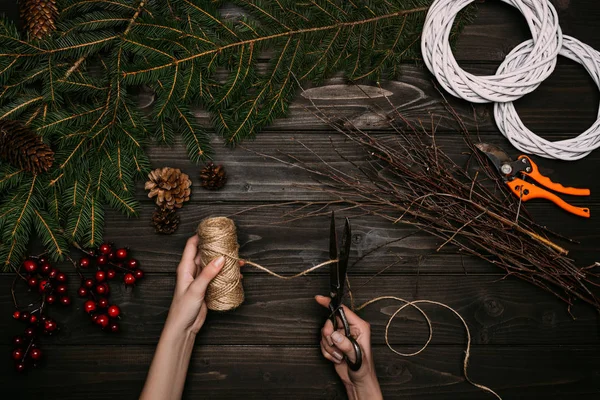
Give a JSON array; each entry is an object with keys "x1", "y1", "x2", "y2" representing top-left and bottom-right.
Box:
[{"x1": 476, "y1": 143, "x2": 591, "y2": 218}]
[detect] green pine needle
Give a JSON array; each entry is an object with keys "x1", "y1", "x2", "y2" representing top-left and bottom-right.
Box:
[{"x1": 0, "y1": 0, "x2": 474, "y2": 270}]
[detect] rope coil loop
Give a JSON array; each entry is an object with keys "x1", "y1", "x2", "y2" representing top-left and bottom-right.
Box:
[
  {"x1": 494, "y1": 35, "x2": 600, "y2": 160},
  {"x1": 422, "y1": 0, "x2": 562, "y2": 103}
]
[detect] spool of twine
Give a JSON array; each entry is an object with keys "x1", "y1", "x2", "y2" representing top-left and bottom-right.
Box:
[{"x1": 196, "y1": 217, "x2": 244, "y2": 311}]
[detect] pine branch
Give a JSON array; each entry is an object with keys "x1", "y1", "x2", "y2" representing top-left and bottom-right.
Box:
[{"x1": 0, "y1": 0, "x2": 475, "y2": 269}]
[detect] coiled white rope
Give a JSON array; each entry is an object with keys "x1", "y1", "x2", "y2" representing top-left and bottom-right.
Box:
[
  {"x1": 422, "y1": 0, "x2": 600, "y2": 160},
  {"x1": 495, "y1": 36, "x2": 600, "y2": 160},
  {"x1": 421, "y1": 0, "x2": 562, "y2": 103}
]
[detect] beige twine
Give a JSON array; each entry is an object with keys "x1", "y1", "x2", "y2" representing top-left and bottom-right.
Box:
[{"x1": 196, "y1": 216, "x2": 501, "y2": 399}]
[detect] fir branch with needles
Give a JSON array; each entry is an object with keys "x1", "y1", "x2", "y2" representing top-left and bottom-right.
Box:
[{"x1": 0, "y1": 0, "x2": 474, "y2": 270}]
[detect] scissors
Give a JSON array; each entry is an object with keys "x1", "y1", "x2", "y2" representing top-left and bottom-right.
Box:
[
  {"x1": 328, "y1": 211, "x2": 362, "y2": 371},
  {"x1": 476, "y1": 143, "x2": 591, "y2": 218}
]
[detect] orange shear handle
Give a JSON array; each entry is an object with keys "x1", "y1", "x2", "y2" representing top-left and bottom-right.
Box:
[
  {"x1": 519, "y1": 156, "x2": 590, "y2": 196},
  {"x1": 507, "y1": 179, "x2": 591, "y2": 218}
]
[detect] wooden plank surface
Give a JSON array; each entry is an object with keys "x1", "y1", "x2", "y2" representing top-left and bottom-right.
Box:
[
  {"x1": 1, "y1": 345, "x2": 599, "y2": 399},
  {"x1": 2, "y1": 0, "x2": 600, "y2": 399}
]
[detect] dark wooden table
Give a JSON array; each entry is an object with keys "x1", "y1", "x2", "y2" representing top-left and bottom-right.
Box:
[{"x1": 2, "y1": 1, "x2": 600, "y2": 398}]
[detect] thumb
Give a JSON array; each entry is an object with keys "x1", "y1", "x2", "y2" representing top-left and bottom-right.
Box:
[
  {"x1": 188, "y1": 256, "x2": 225, "y2": 298},
  {"x1": 315, "y1": 295, "x2": 331, "y2": 308}
]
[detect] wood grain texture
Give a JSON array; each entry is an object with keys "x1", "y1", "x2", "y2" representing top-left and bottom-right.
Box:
[
  {"x1": 1, "y1": 345, "x2": 599, "y2": 399},
  {"x1": 2, "y1": 0, "x2": 600, "y2": 398},
  {"x1": 2, "y1": 274, "x2": 598, "y2": 346}
]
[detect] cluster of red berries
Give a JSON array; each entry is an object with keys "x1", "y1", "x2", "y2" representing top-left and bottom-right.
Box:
[
  {"x1": 11, "y1": 257, "x2": 67, "y2": 372},
  {"x1": 76, "y1": 242, "x2": 144, "y2": 332}
]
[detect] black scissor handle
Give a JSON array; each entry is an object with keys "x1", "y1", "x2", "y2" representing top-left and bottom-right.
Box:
[{"x1": 328, "y1": 304, "x2": 363, "y2": 371}]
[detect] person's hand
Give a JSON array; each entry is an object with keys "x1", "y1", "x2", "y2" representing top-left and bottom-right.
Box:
[
  {"x1": 316, "y1": 295, "x2": 383, "y2": 400},
  {"x1": 163, "y1": 235, "x2": 243, "y2": 336}
]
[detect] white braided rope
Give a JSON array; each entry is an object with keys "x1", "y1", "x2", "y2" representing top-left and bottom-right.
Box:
[
  {"x1": 422, "y1": 0, "x2": 562, "y2": 103},
  {"x1": 495, "y1": 35, "x2": 600, "y2": 160}
]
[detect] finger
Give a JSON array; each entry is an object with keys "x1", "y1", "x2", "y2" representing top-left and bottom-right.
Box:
[
  {"x1": 315, "y1": 295, "x2": 331, "y2": 308},
  {"x1": 239, "y1": 260, "x2": 245, "y2": 267},
  {"x1": 177, "y1": 236, "x2": 200, "y2": 277},
  {"x1": 321, "y1": 319, "x2": 334, "y2": 346},
  {"x1": 339, "y1": 304, "x2": 368, "y2": 330},
  {"x1": 321, "y1": 344, "x2": 341, "y2": 364},
  {"x1": 321, "y1": 337, "x2": 343, "y2": 361},
  {"x1": 330, "y1": 331, "x2": 359, "y2": 364},
  {"x1": 188, "y1": 256, "x2": 225, "y2": 298}
]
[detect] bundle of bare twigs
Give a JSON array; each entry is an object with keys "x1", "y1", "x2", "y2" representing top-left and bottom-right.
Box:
[{"x1": 254, "y1": 97, "x2": 600, "y2": 312}]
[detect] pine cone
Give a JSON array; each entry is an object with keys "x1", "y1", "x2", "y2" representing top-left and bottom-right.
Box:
[
  {"x1": 0, "y1": 120, "x2": 54, "y2": 174},
  {"x1": 199, "y1": 162, "x2": 227, "y2": 190},
  {"x1": 145, "y1": 167, "x2": 191, "y2": 210},
  {"x1": 151, "y1": 207, "x2": 180, "y2": 235},
  {"x1": 20, "y1": 0, "x2": 58, "y2": 40}
]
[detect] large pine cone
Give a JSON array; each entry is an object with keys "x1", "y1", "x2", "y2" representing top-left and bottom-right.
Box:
[
  {"x1": 151, "y1": 207, "x2": 180, "y2": 235},
  {"x1": 0, "y1": 120, "x2": 54, "y2": 174},
  {"x1": 20, "y1": 0, "x2": 58, "y2": 40},
  {"x1": 145, "y1": 167, "x2": 191, "y2": 210},
  {"x1": 199, "y1": 162, "x2": 227, "y2": 190}
]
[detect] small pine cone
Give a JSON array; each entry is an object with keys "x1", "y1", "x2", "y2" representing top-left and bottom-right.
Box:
[
  {"x1": 144, "y1": 167, "x2": 191, "y2": 210},
  {"x1": 0, "y1": 120, "x2": 54, "y2": 174},
  {"x1": 151, "y1": 207, "x2": 180, "y2": 235},
  {"x1": 20, "y1": 0, "x2": 58, "y2": 40},
  {"x1": 199, "y1": 162, "x2": 227, "y2": 190}
]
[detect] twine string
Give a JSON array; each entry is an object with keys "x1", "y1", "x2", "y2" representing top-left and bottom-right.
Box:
[{"x1": 196, "y1": 217, "x2": 502, "y2": 398}]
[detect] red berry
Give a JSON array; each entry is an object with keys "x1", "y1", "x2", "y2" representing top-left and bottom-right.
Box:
[
  {"x1": 106, "y1": 269, "x2": 116, "y2": 279},
  {"x1": 124, "y1": 273, "x2": 136, "y2": 286},
  {"x1": 84, "y1": 300, "x2": 97, "y2": 314},
  {"x1": 56, "y1": 272, "x2": 67, "y2": 283},
  {"x1": 29, "y1": 315, "x2": 38, "y2": 324},
  {"x1": 48, "y1": 269, "x2": 58, "y2": 279},
  {"x1": 23, "y1": 259, "x2": 38, "y2": 274},
  {"x1": 77, "y1": 287, "x2": 88, "y2": 297},
  {"x1": 24, "y1": 327, "x2": 35, "y2": 337},
  {"x1": 107, "y1": 305, "x2": 120, "y2": 318},
  {"x1": 109, "y1": 323, "x2": 119, "y2": 333},
  {"x1": 98, "y1": 297, "x2": 109, "y2": 308},
  {"x1": 96, "y1": 255, "x2": 108, "y2": 265},
  {"x1": 115, "y1": 248, "x2": 128, "y2": 260},
  {"x1": 13, "y1": 311, "x2": 21, "y2": 320},
  {"x1": 95, "y1": 270, "x2": 106, "y2": 282},
  {"x1": 99, "y1": 243, "x2": 112, "y2": 255},
  {"x1": 60, "y1": 296, "x2": 72, "y2": 306},
  {"x1": 20, "y1": 312, "x2": 30, "y2": 321},
  {"x1": 38, "y1": 280, "x2": 50, "y2": 293},
  {"x1": 78, "y1": 257, "x2": 91, "y2": 268},
  {"x1": 13, "y1": 336, "x2": 25, "y2": 346},
  {"x1": 29, "y1": 348, "x2": 42, "y2": 360},
  {"x1": 11, "y1": 348, "x2": 24, "y2": 360},
  {"x1": 15, "y1": 363, "x2": 26, "y2": 373},
  {"x1": 55, "y1": 284, "x2": 68, "y2": 295},
  {"x1": 84, "y1": 278, "x2": 95, "y2": 288},
  {"x1": 44, "y1": 319, "x2": 57, "y2": 332},
  {"x1": 134, "y1": 269, "x2": 144, "y2": 280},
  {"x1": 27, "y1": 277, "x2": 38, "y2": 288},
  {"x1": 107, "y1": 251, "x2": 115, "y2": 260},
  {"x1": 95, "y1": 283, "x2": 109, "y2": 295},
  {"x1": 127, "y1": 258, "x2": 139, "y2": 269},
  {"x1": 39, "y1": 262, "x2": 52, "y2": 275},
  {"x1": 46, "y1": 294, "x2": 56, "y2": 304},
  {"x1": 96, "y1": 314, "x2": 109, "y2": 328}
]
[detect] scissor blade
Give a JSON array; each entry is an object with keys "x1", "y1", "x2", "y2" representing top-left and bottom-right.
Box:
[
  {"x1": 329, "y1": 211, "x2": 340, "y2": 295},
  {"x1": 475, "y1": 143, "x2": 513, "y2": 172},
  {"x1": 337, "y1": 218, "x2": 351, "y2": 295}
]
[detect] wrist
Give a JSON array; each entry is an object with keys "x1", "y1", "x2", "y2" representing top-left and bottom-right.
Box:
[{"x1": 345, "y1": 374, "x2": 382, "y2": 400}]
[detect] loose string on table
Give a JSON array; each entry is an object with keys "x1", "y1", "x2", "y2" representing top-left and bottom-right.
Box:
[{"x1": 197, "y1": 217, "x2": 502, "y2": 399}]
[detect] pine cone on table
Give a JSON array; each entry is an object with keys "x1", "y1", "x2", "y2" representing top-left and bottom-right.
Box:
[
  {"x1": 151, "y1": 207, "x2": 180, "y2": 235},
  {"x1": 145, "y1": 167, "x2": 191, "y2": 210},
  {"x1": 199, "y1": 162, "x2": 227, "y2": 190},
  {"x1": 0, "y1": 120, "x2": 54, "y2": 174},
  {"x1": 20, "y1": 0, "x2": 58, "y2": 40}
]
